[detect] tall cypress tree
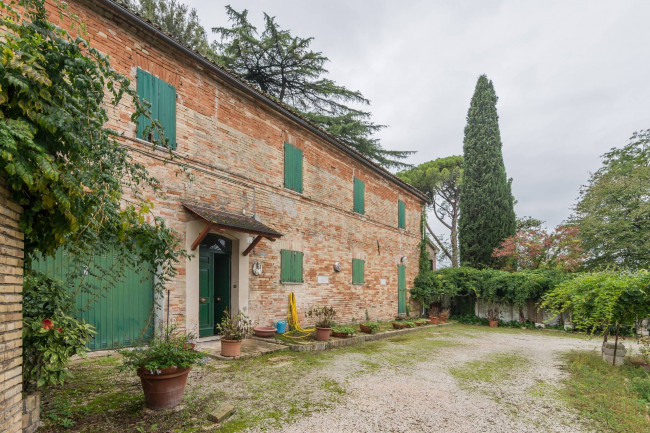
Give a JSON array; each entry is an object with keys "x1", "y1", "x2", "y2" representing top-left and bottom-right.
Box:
[{"x1": 459, "y1": 75, "x2": 516, "y2": 268}]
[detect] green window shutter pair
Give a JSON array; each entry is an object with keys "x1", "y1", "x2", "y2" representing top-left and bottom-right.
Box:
[
  {"x1": 352, "y1": 258, "x2": 365, "y2": 284},
  {"x1": 353, "y1": 178, "x2": 365, "y2": 214},
  {"x1": 284, "y1": 142, "x2": 303, "y2": 192},
  {"x1": 281, "y1": 250, "x2": 303, "y2": 283},
  {"x1": 398, "y1": 200, "x2": 406, "y2": 229},
  {"x1": 136, "y1": 68, "x2": 177, "y2": 149}
]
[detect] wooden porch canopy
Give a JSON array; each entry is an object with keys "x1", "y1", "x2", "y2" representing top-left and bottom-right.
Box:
[{"x1": 182, "y1": 201, "x2": 282, "y2": 256}]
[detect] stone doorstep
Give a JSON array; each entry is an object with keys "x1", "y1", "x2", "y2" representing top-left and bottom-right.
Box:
[{"x1": 281, "y1": 322, "x2": 453, "y2": 353}]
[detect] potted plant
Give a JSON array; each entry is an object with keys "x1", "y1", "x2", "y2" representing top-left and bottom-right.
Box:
[
  {"x1": 439, "y1": 308, "x2": 450, "y2": 324},
  {"x1": 360, "y1": 321, "x2": 381, "y2": 334},
  {"x1": 331, "y1": 325, "x2": 355, "y2": 338},
  {"x1": 216, "y1": 310, "x2": 252, "y2": 357},
  {"x1": 393, "y1": 316, "x2": 408, "y2": 329},
  {"x1": 120, "y1": 326, "x2": 205, "y2": 410},
  {"x1": 487, "y1": 309, "x2": 501, "y2": 328},
  {"x1": 429, "y1": 307, "x2": 440, "y2": 324},
  {"x1": 306, "y1": 306, "x2": 336, "y2": 341},
  {"x1": 415, "y1": 318, "x2": 429, "y2": 326}
]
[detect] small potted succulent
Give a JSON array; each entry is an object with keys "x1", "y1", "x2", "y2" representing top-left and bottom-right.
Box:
[
  {"x1": 439, "y1": 308, "x2": 450, "y2": 324},
  {"x1": 216, "y1": 310, "x2": 253, "y2": 357},
  {"x1": 120, "y1": 326, "x2": 205, "y2": 410},
  {"x1": 487, "y1": 309, "x2": 501, "y2": 328},
  {"x1": 331, "y1": 325, "x2": 355, "y2": 338},
  {"x1": 306, "y1": 306, "x2": 336, "y2": 341}
]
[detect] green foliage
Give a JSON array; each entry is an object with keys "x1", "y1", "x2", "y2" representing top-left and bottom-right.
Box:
[
  {"x1": 22, "y1": 270, "x2": 95, "y2": 391},
  {"x1": 412, "y1": 267, "x2": 571, "y2": 310},
  {"x1": 540, "y1": 271, "x2": 650, "y2": 333},
  {"x1": 399, "y1": 156, "x2": 463, "y2": 266},
  {"x1": 459, "y1": 75, "x2": 516, "y2": 268},
  {"x1": 216, "y1": 310, "x2": 253, "y2": 341},
  {"x1": 119, "y1": 326, "x2": 205, "y2": 372},
  {"x1": 331, "y1": 325, "x2": 355, "y2": 335},
  {"x1": 211, "y1": 6, "x2": 412, "y2": 169},
  {"x1": 128, "y1": 0, "x2": 213, "y2": 57},
  {"x1": 1, "y1": 0, "x2": 186, "y2": 298},
  {"x1": 361, "y1": 322, "x2": 381, "y2": 334},
  {"x1": 572, "y1": 130, "x2": 650, "y2": 270},
  {"x1": 305, "y1": 306, "x2": 337, "y2": 328},
  {"x1": 562, "y1": 351, "x2": 650, "y2": 433}
]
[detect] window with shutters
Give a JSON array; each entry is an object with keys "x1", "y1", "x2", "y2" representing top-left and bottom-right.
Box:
[
  {"x1": 136, "y1": 68, "x2": 177, "y2": 149},
  {"x1": 284, "y1": 142, "x2": 303, "y2": 193},
  {"x1": 352, "y1": 258, "x2": 365, "y2": 284},
  {"x1": 398, "y1": 200, "x2": 406, "y2": 229},
  {"x1": 281, "y1": 250, "x2": 304, "y2": 283},
  {"x1": 353, "y1": 178, "x2": 365, "y2": 214}
]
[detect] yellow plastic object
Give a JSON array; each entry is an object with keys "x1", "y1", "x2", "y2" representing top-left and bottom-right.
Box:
[{"x1": 283, "y1": 292, "x2": 314, "y2": 339}]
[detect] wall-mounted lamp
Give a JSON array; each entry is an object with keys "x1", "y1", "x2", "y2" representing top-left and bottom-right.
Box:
[
  {"x1": 333, "y1": 262, "x2": 341, "y2": 272},
  {"x1": 400, "y1": 256, "x2": 407, "y2": 263}
]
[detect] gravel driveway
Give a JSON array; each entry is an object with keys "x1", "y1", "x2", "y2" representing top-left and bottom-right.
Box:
[{"x1": 257, "y1": 327, "x2": 602, "y2": 433}]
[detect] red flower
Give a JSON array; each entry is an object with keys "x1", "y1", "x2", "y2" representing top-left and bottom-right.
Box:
[
  {"x1": 42, "y1": 319, "x2": 53, "y2": 330},
  {"x1": 56, "y1": 328, "x2": 63, "y2": 333}
]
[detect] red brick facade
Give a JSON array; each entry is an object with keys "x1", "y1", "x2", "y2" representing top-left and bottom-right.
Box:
[{"x1": 47, "y1": 0, "x2": 428, "y2": 330}]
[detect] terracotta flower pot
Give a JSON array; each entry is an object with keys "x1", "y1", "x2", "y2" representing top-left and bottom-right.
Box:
[
  {"x1": 359, "y1": 324, "x2": 372, "y2": 334},
  {"x1": 137, "y1": 366, "x2": 191, "y2": 410},
  {"x1": 393, "y1": 322, "x2": 407, "y2": 329},
  {"x1": 429, "y1": 316, "x2": 439, "y2": 324},
  {"x1": 315, "y1": 327, "x2": 332, "y2": 341},
  {"x1": 488, "y1": 320, "x2": 498, "y2": 328},
  {"x1": 331, "y1": 331, "x2": 352, "y2": 338},
  {"x1": 253, "y1": 326, "x2": 276, "y2": 338},
  {"x1": 220, "y1": 339, "x2": 243, "y2": 357},
  {"x1": 439, "y1": 317, "x2": 448, "y2": 324}
]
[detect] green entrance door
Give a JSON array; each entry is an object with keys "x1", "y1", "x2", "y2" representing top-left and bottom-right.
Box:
[
  {"x1": 398, "y1": 265, "x2": 406, "y2": 315},
  {"x1": 198, "y1": 234, "x2": 231, "y2": 337}
]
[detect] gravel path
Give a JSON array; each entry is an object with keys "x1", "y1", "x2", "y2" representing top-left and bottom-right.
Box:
[{"x1": 263, "y1": 329, "x2": 602, "y2": 433}]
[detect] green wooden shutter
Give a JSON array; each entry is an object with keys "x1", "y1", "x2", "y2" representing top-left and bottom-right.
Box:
[
  {"x1": 398, "y1": 200, "x2": 406, "y2": 229},
  {"x1": 398, "y1": 265, "x2": 406, "y2": 314},
  {"x1": 284, "y1": 143, "x2": 303, "y2": 192},
  {"x1": 281, "y1": 250, "x2": 291, "y2": 282},
  {"x1": 136, "y1": 68, "x2": 154, "y2": 140},
  {"x1": 353, "y1": 178, "x2": 365, "y2": 214},
  {"x1": 158, "y1": 80, "x2": 176, "y2": 149},
  {"x1": 294, "y1": 251, "x2": 304, "y2": 283},
  {"x1": 136, "y1": 69, "x2": 176, "y2": 149},
  {"x1": 352, "y1": 258, "x2": 364, "y2": 284}
]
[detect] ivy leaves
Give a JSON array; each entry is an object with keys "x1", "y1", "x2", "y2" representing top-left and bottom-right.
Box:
[{"x1": 0, "y1": 1, "x2": 185, "y2": 296}]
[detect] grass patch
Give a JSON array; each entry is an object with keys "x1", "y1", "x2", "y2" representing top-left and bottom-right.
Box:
[
  {"x1": 450, "y1": 352, "x2": 529, "y2": 385},
  {"x1": 560, "y1": 351, "x2": 650, "y2": 433}
]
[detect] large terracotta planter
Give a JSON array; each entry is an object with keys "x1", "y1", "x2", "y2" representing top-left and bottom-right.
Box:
[
  {"x1": 137, "y1": 366, "x2": 191, "y2": 410},
  {"x1": 220, "y1": 339, "x2": 243, "y2": 357},
  {"x1": 393, "y1": 322, "x2": 408, "y2": 329},
  {"x1": 429, "y1": 316, "x2": 439, "y2": 324},
  {"x1": 315, "y1": 327, "x2": 332, "y2": 341},
  {"x1": 253, "y1": 326, "x2": 276, "y2": 338},
  {"x1": 488, "y1": 320, "x2": 498, "y2": 328}
]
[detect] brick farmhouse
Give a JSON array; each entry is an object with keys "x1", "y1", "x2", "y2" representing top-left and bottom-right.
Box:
[{"x1": 41, "y1": 0, "x2": 429, "y2": 342}]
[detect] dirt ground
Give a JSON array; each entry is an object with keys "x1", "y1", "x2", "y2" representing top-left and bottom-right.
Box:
[{"x1": 39, "y1": 324, "x2": 613, "y2": 433}]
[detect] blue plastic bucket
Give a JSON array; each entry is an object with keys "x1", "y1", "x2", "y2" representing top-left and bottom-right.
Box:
[{"x1": 274, "y1": 320, "x2": 287, "y2": 334}]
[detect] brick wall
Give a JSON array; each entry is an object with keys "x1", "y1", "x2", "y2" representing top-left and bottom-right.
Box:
[
  {"x1": 47, "y1": 0, "x2": 429, "y2": 328},
  {"x1": 0, "y1": 181, "x2": 24, "y2": 433}
]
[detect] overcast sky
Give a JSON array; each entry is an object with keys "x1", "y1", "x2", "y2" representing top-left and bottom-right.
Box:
[{"x1": 187, "y1": 0, "x2": 650, "y2": 231}]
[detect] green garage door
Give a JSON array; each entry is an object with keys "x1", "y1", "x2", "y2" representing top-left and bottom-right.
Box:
[{"x1": 31, "y1": 249, "x2": 154, "y2": 350}]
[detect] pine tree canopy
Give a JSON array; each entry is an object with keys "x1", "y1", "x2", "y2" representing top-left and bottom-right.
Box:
[
  {"x1": 212, "y1": 6, "x2": 413, "y2": 169},
  {"x1": 458, "y1": 75, "x2": 516, "y2": 268},
  {"x1": 128, "y1": 0, "x2": 213, "y2": 57}
]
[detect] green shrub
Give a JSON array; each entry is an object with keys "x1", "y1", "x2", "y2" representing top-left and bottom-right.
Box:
[
  {"x1": 332, "y1": 325, "x2": 355, "y2": 335},
  {"x1": 22, "y1": 271, "x2": 95, "y2": 390}
]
